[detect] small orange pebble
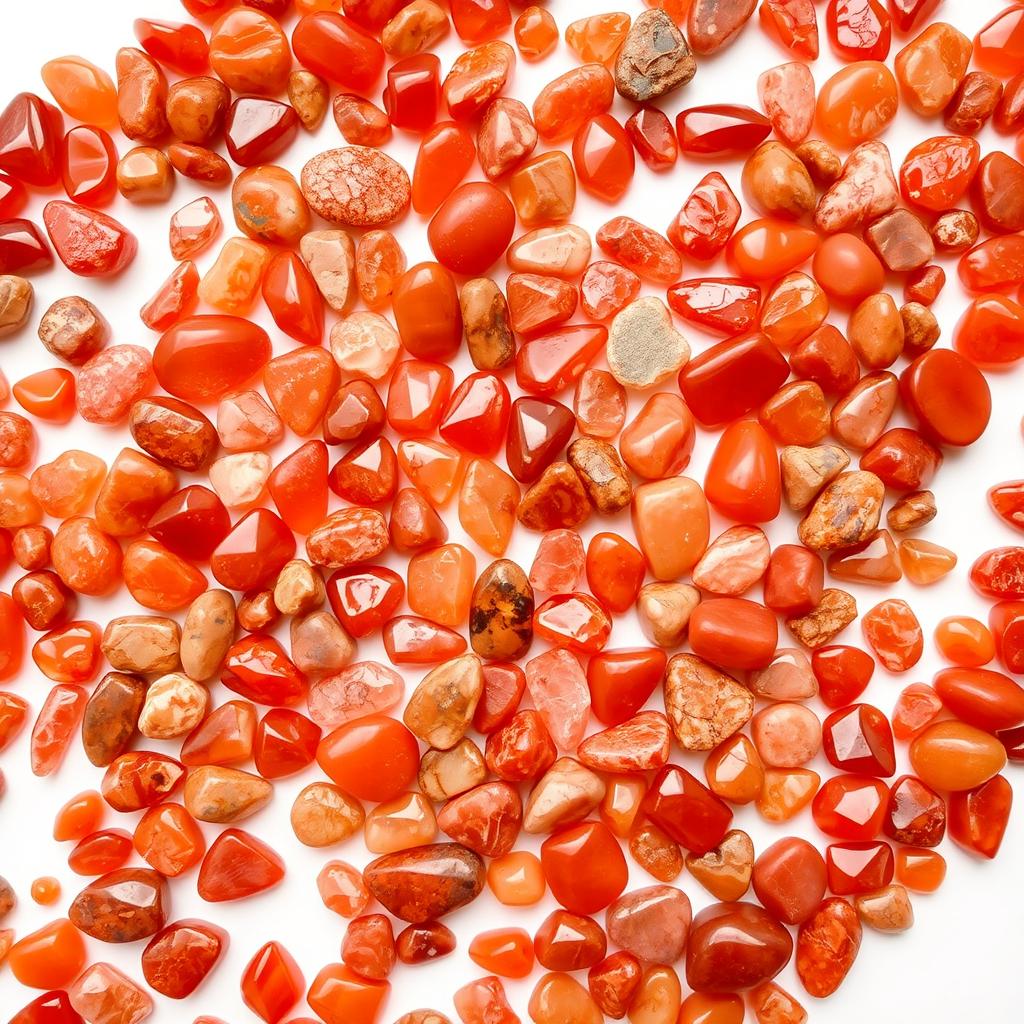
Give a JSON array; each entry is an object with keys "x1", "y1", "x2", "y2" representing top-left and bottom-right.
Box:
[
  {"x1": 896, "y1": 847, "x2": 946, "y2": 893},
  {"x1": 31, "y1": 877, "x2": 61, "y2": 906},
  {"x1": 515, "y1": 6, "x2": 559, "y2": 61},
  {"x1": 53, "y1": 790, "x2": 104, "y2": 842},
  {"x1": 12, "y1": 369, "x2": 76, "y2": 423},
  {"x1": 934, "y1": 616, "x2": 996, "y2": 667},
  {"x1": 487, "y1": 850, "x2": 546, "y2": 905}
]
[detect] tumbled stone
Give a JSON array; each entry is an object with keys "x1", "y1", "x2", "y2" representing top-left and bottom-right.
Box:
[
  {"x1": 290, "y1": 610, "x2": 355, "y2": 678},
  {"x1": 786, "y1": 590, "x2": 858, "y2": 649},
  {"x1": 301, "y1": 147, "x2": 411, "y2": 227},
  {"x1": 403, "y1": 654, "x2": 483, "y2": 750},
  {"x1": 637, "y1": 582, "x2": 701, "y2": 648},
  {"x1": 691, "y1": 525, "x2": 770, "y2": 595},
  {"x1": 854, "y1": 884, "x2": 913, "y2": 932},
  {"x1": 798, "y1": 472, "x2": 885, "y2": 551},
  {"x1": 781, "y1": 445, "x2": 851, "y2": 511},
  {"x1": 436, "y1": 781, "x2": 522, "y2": 858},
  {"x1": 606, "y1": 884, "x2": 692, "y2": 964},
  {"x1": 180, "y1": 589, "x2": 235, "y2": 681},
  {"x1": 607, "y1": 297, "x2": 689, "y2": 389},
  {"x1": 814, "y1": 142, "x2": 899, "y2": 234},
  {"x1": 664, "y1": 653, "x2": 754, "y2": 751},
  {"x1": 686, "y1": 829, "x2": 755, "y2": 902},
  {"x1": 614, "y1": 9, "x2": 696, "y2": 102},
  {"x1": 523, "y1": 756, "x2": 606, "y2": 833},
  {"x1": 566, "y1": 438, "x2": 631, "y2": 515},
  {"x1": 69, "y1": 868, "x2": 167, "y2": 942},
  {"x1": 290, "y1": 782, "x2": 364, "y2": 847},
  {"x1": 469, "y1": 559, "x2": 534, "y2": 661},
  {"x1": 796, "y1": 897, "x2": 862, "y2": 998},
  {"x1": 184, "y1": 765, "x2": 273, "y2": 823},
  {"x1": 364, "y1": 843, "x2": 485, "y2": 923},
  {"x1": 577, "y1": 711, "x2": 671, "y2": 773},
  {"x1": 82, "y1": 672, "x2": 145, "y2": 767},
  {"x1": 517, "y1": 462, "x2": 591, "y2": 531},
  {"x1": 299, "y1": 229, "x2": 355, "y2": 312},
  {"x1": 0, "y1": 275, "x2": 32, "y2": 337},
  {"x1": 460, "y1": 277, "x2": 515, "y2": 371},
  {"x1": 68, "y1": 962, "x2": 153, "y2": 1024},
  {"x1": 418, "y1": 739, "x2": 487, "y2": 803},
  {"x1": 101, "y1": 616, "x2": 179, "y2": 675},
  {"x1": 138, "y1": 672, "x2": 209, "y2": 740}
]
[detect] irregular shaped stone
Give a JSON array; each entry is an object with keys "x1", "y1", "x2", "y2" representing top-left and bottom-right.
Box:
[
  {"x1": 781, "y1": 445, "x2": 851, "y2": 510},
  {"x1": 184, "y1": 765, "x2": 273, "y2": 823},
  {"x1": 300, "y1": 229, "x2": 355, "y2": 313},
  {"x1": 403, "y1": 653, "x2": 484, "y2": 750},
  {"x1": 577, "y1": 711, "x2": 671, "y2": 772},
  {"x1": 363, "y1": 843, "x2": 485, "y2": 923},
  {"x1": 798, "y1": 471, "x2": 885, "y2": 551},
  {"x1": 637, "y1": 582, "x2": 701, "y2": 648},
  {"x1": 0, "y1": 275, "x2": 32, "y2": 337},
  {"x1": 460, "y1": 277, "x2": 515, "y2": 371},
  {"x1": 606, "y1": 884, "x2": 692, "y2": 964},
  {"x1": 692, "y1": 525, "x2": 771, "y2": 595},
  {"x1": 469, "y1": 559, "x2": 534, "y2": 661},
  {"x1": 101, "y1": 616, "x2": 180, "y2": 675},
  {"x1": 607, "y1": 297, "x2": 689, "y2": 389},
  {"x1": 291, "y1": 782, "x2": 364, "y2": 847},
  {"x1": 523, "y1": 756, "x2": 606, "y2": 833},
  {"x1": 664, "y1": 653, "x2": 754, "y2": 751},
  {"x1": 786, "y1": 589, "x2": 858, "y2": 649},
  {"x1": 436, "y1": 781, "x2": 522, "y2": 857},
  {"x1": 180, "y1": 590, "x2": 235, "y2": 681},
  {"x1": 566, "y1": 438, "x2": 631, "y2": 515},
  {"x1": 419, "y1": 739, "x2": 487, "y2": 803},
  {"x1": 686, "y1": 829, "x2": 755, "y2": 902},
  {"x1": 138, "y1": 672, "x2": 209, "y2": 740},
  {"x1": 814, "y1": 142, "x2": 899, "y2": 234},
  {"x1": 689, "y1": 0, "x2": 757, "y2": 54},
  {"x1": 796, "y1": 897, "x2": 862, "y2": 998},
  {"x1": 525, "y1": 648, "x2": 591, "y2": 750},
  {"x1": 68, "y1": 961, "x2": 153, "y2": 1024},
  {"x1": 82, "y1": 672, "x2": 146, "y2": 767},
  {"x1": 614, "y1": 9, "x2": 696, "y2": 102},
  {"x1": 517, "y1": 462, "x2": 591, "y2": 531},
  {"x1": 69, "y1": 868, "x2": 167, "y2": 942}
]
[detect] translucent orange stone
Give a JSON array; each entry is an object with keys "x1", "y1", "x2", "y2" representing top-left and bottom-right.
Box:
[
  {"x1": 469, "y1": 927, "x2": 535, "y2": 979},
  {"x1": 756, "y1": 767, "x2": 820, "y2": 822},
  {"x1": 459, "y1": 459, "x2": 519, "y2": 556},
  {"x1": 53, "y1": 789, "x2": 104, "y2": 842},
  {"x1": 32, "y1": 683, "x2": 87, "y2": 776},
  {"x1": 704, "y1": 420, "x2": 781, "y2": 523},
  {"x1": 12, "y1": 368, "x2": 74, "y2": 423},
  {"x1": 515, "y1": 5, "x2": 559, "y2": 60},
  {"x1": 198, "y1": 828, "x2": 285, "y2": 902},
  {"x1": 727, "y1": 218, "x2": 818, "y2": 281},
  {"x1": 42, "y1": 56, "x2": 117, "y2": 129},
  {"x1": 632, "y1": 477, "x2": 709, "y2": 580},
  {"x1": 32, "y1": 621, "x2": 101, "y2": 684},
  {"x1": 816, "y1": 61, "x2": 899, "y2": 148},
  {"x1": 209, "y1": 7, "x2": 291, "y2": 94},
  {"x1": 573, "y1": 114, "x2": 635, "y2": 203},
  {"x1": 619, "y1": 393, "x2": 695, "y2": 479},
  {"x1": 410, "y1": 122, "x2": 476, "y2": 216},
  {"x1": 8, "y1": 919, "x2": 87, "y2": 989},
  {"x1": 533, "y1": 64, "x2": 615, "y2": 142},
  {"x1": 199, "y1": 237, "x2": 272, "y2": 315},
  {"x1": 974, "y1": 5, "x2": 1024, "y2": 76},
  {"x1": 242, "y1": 941, "x2": 305, "y2": 1024},
  {"x1": 896, "y1": 847, "x2": 945, "y2": 892},
  {"x1": 134, "y1": 803, "x2": 205, "y2": 877},
  {"x1": 123, "y1": 539, "x2": 207, "y2": 612}
]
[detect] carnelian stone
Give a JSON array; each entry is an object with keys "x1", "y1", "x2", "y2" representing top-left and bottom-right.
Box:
[
  {"x1": 8, "y1": 919, "x2": 86, "y2": 989},
  {"x1": 386, "y1": 361, "x2": 453, "y2": 438},
  {"x1": 451, "y1": 0, "x2": 512, "y2": 43},
  {"x1": 307, "y1": 963, "x2": 389, "y2": 1024},
  {"x1": 689, "y1": 598, "x2": 779, "y2": 671},
  {"x1": 812, "y1": 645, "x2": 874, "y2": 709},
  {"x1": 329, "y1": 438, "x2": 397, "y2": 505},
  {"x1": 182, "y1": 701, "x2": 257, "y2": 767},
  {"x1": 101, "y1": 751, "x2": 184, "y2": 811},
  {"x1": 141, "y1": 261, "x2": 200, "y2": 331},
  {"x1": 588, "y1": 648, "x2": 667, "y2": 726},
  {"x1": 726, "y1": 219, "x2": 818, "y2": 282},
  {"x1": 812, "y1": 775, "x2": 888, "y2": 841},
  {"x1": 11, "y1": 369, "x2": 73, "y2": 423},
  {"x1": 397, "y1": 439, "x2": 464, "y2": 507},
  {"x1": 440, "y1": 372, "x2": 510, "y2": 457},
  {"x1": 892, "y1": 685, "x2": 943, "y2": 743},
  {"x1": 148, "y1": 485, "x2": 230, "y2": 562},
  {"x1": 211, "y1": 508, "x2": 295, "y2": 591},
  {"x1": 933, "y1": 666, "x2": 1024, "y2": 733},
  {"x1": 222, "y1": 634, "x2": 305, "y2": 706},
  {"x1": 0, "y1": 595, "x2": 24, "y2": 682},
  {"x1": 900, "y1": 135, "x2": 979, "y2": 212},
  {"x1": 0, "y1": 219, "x2": 52, "y2": 275},
  {"x1": 383, "y1": 616, "x2": 466, "y2": 665},
  {"x1": 901, "y1": 348, "x2": 991, "y2": 446},
  {"x1": 896, "y1": 848, "x2": 945, "y2": 893},
  {"x1": 826, "y1": 841, "x2": 894, "y2": 895},
  {"x1": 318, "y1": 714, "x2": 419, "y2": 802},
  {"x1": 704, "y1": 420, "x2": 781, "y2": 523},
  {"x1": 760, "y1": 0, "x2": 819, "y2": 58},
  {"x1": 31, "y1": 684, "x2": 87, "y2": 776},
  {"x1": 142, "y1": 919, "x2": 227, "y2": 999},
  {"x1": 827, "y1": 0, "x2": 890, "y2": 60},
  {"x1": 884, "y1": 774, "x2": 946, "y2": 847},
  {"x1": 9, "y1": 991, "x2": 82, "y2": 1024},
  {"x1": 507, "y1": 397, "x2": 576, "y2": 483},
  {"x1": 765, "y1": 545, "x2": 824, "y2": 618},
  {"x1": 955, "y1": 294, "x2": 1024, "y2": 367},
  {"x1": 61, "y1": 125, "x2": 118, "y2": 207},
  {"x1": 644, "y1": 765, "x2": 733, "y2": 855},
  {"x1": 990, "y1": 600, "x2": 1024, "y2": 673},
  {"x1": 0, "y1": 93, "x2": 64, "y2": 187},
  {"x1": 262, "y1": 250, "x2": 324, "y2": 346},
  {"x1": 428, "y1": 182, "x2": 515, "y2": 275},
  {"x1": 573, "y1": 115, "x2": 635, "y2": 203},
  {"x1": 384, "y1": 54, "x2": 441, "y2": 131},
  {"x1": 822, "y1": 704, "x2": 895, "y2": 777},
  {"x1": 860, "y1": 428, "x2": 941, "y2": 491},
  {"x1": 134, "y1": 803, "x2": 206, "y2": 877},
  {"x1": 53, "y1": 790, "x2": 104, "y2": 842},
  {"x1": 43, "y1": 201, "x2": 136, "y2": 277},
  {"x1": 516, "y1": 326, "x2": 608, "y2": 397},
  {"x1": 934, "y1": 618, "x2": 995, "y2": 668},
  {"x1": 508, "y1": 274, "x2": 578, "y2": 336},
  {"x1": 224, "y1": 98, "x2": 298, "y2": 166},
  {"x1": 123, "y1": 539, "x2": 207, "y2": 612},
  {"x1": 975, "y1": 5, "x2": 1024, "y2": 77},
  {"x1": 198, "y1": 828, "x2": 285, "y2": 902},
  {"x1": 155, "y1": 316, "x2": 271, "y2": 404},
  {"x1": 254, "y1": 708, "x2": 320, "y2": 780},
  {"x1": 668, "y1": 172, "x2": 741, "y2": 261},
  {"x1": 949, "y1": 775, "x2": 1012, "y2": 858},
  {"x1": 534, "y1": 593, "x2": 611, "y2": 655},
  {"x1": 472, "y1": 662, "x2": 525, "y2": 734},
  {"x1": 0, "y1": 171, "x2": 26, "y2": 218},
  {"x1": 32, "y1": 621, "x2": 101, "y2": 683},
  {"x1": 268, "y1": 442, "x2": 329, "y2": 536},
  {"x1": 816, "y1": 61, "x2": 898, "y2": 148},
  {"x1": 69, "y1": 829, "x2": 133, "y2": 875},
  {"x1": 676, "y1": 105, "x2": 771, "y2": 156},
  {"x1": 393, "y1": 262, "x2": 463, "y2": 361},
  {"x1": 326, "y1": 565, "x2": 404, "y2": 638},
  {"x1": 292, "y1": 12, "x2": 384, "y2": 91},
  {"x1": 135, "y1": 18, "x2": 210, "y2": 74},
  {"x1": 469, "y1": 928, "x2": 535, "y2": 979},
  {"x1": 412, "y1": 122, "x2": 476, "y2": 215},
  {"x1": 42, "y1": 56, "x2": 118, "y2": 128},
  {"x1": 667, "y1": 278, "x2": 760, "y2": 337},
  {"x1": 586, "y1": 533, "x2": 646, "y2": 613},
  {"x1": 540, "y1": 821, "x2": 627, "y2": 915},
  {"x1": 242, "y1": 941, "x2": 305, "y2": 1024},
  {"x1": 752, "y1": 837, "x2": 826, "y2": 925}
]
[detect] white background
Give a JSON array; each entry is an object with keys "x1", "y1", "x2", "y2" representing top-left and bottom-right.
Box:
[{"x1": 1, "y1": 0, "x2": 1022, "y2": 1021}]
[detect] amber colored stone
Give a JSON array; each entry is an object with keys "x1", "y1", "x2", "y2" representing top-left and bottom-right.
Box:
[
  {"x1": 68, "y1": 868, "x2": 167, "y2": 942},
  {"x1": 209, "y1": 7, "x2": 291, "y2": 93},
  {"x1": 815, "y1": 61, "x2": 898, "y2": 149},
  {"x1": 8, "y1": 919, "x2": 86, "y2": 989}
]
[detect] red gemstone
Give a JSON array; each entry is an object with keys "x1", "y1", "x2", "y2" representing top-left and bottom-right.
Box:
[
  {"x1": 822, "y1": 704, "x2": 896, "y2": 777},
  {"x1": 43, "y1": 200, "x2": 136, "y2": 277},
  {"x1": 676, "y1": 105, "x2": 771, "y2": 156},
  {"x1": 0, "y1": 92, "x2": 64, "y2": 186},
  {"x1": 222, "y1": 634, "x2": 306, "y2": 706},
  {"x1": 198, "y1": 828, "x2": 285, "y2": 902},
  {"x1": 148, "y1": 485, "x2": 231, "y2": 562},
  {"x1": 326, "y1": 565, "x2": 405, "y2": 638},
  {"x1": 643, "y1": 764, "x2": 733, "y2": 855},
  {"x1": 211, "y1": 509, "x2": 295, "y2": 591}
]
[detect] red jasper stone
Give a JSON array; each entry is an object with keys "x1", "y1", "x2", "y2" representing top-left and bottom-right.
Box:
[
  {"x1": 643, "y1": 764, "x2": 733, "y2": 855},
  {"x1": 540, "y1": 821, "x2": 628, "y2": 916},
  {"x1": 822, "y1": 704, "x2": 896, "y2": 777},
  {"x1": 0, "y1": 92, "x2": 64, "y2": 186},
  {"x1": 42, "y1": 201, "x2": 136, "y2": 277},
  {"x1": 198, "y1": 828, "x2": 285, "y2": 902}
]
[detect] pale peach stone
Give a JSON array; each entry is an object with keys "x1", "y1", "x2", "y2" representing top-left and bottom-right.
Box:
[
  {"x1": 364, "y1": 791, "x2": 438, "y2": 854},
  {"x1": 329, "y1": 311, "x2": 401, "y2": 382},
  {"x1": 691, "y1": 525, "x2": 770, "y2": 595},
  {"x1": 208, "y1": 451, "x2": 271, "y2": 509},
  {"x1": 291, "y1": 782, "x2": 365, "y2": 846},
  {"x1": 216, "y1": 390, "x2": 283, "y2": 451},
  {"x1": 750, "y1": 703, "x2": 822, "y2": 767},
  {"x1": 138, "y1": 672, "x2": 210, "y2": 740},
  {"x1": 748, "y1": 648, "x2": 818, "y2": 701},
  {"x1": 506, "y1": 225, "x2": 592, "y2": 278},
  {"x1": 523, "y1": 756, "x2": 606, "y2": 833}
]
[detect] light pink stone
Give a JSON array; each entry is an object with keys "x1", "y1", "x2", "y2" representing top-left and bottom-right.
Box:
[
  {"x1": 68, "y1": 962, "x2": 154, "y2": 1024},
  {"x1": 751, "y1": 702, "x2": 822, "y2": 768},
  {"x1": 217, "y1": 390, "x2": 284, "y2": 451},
  {"x1": 691, "y1": 525, "x2": 771, "y2": 595},
  {"x1": 758, "y1": 62, "x2": 815, "y2": 145},
  {"x1": 748, "y1": 648, "x2": 818, "y2": 701},
  {"x1": 524, "y1": 647, "x2": 591, "y2": 751},
  {"x1": 814, "y1": 141, "x2": 899, "y2": 234},
  {"x1": 77, "y1": 345, "x2": 155, "y2": 424},
  {"x1": 528, "y1": 529, "x2": 585, "y2": 592},
  {"x1": 605, "y1": 884, "x2": 692, "y2": 964},
  {"x1": 307, "y1": 660, "x2": 405, "y2": 729}
]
